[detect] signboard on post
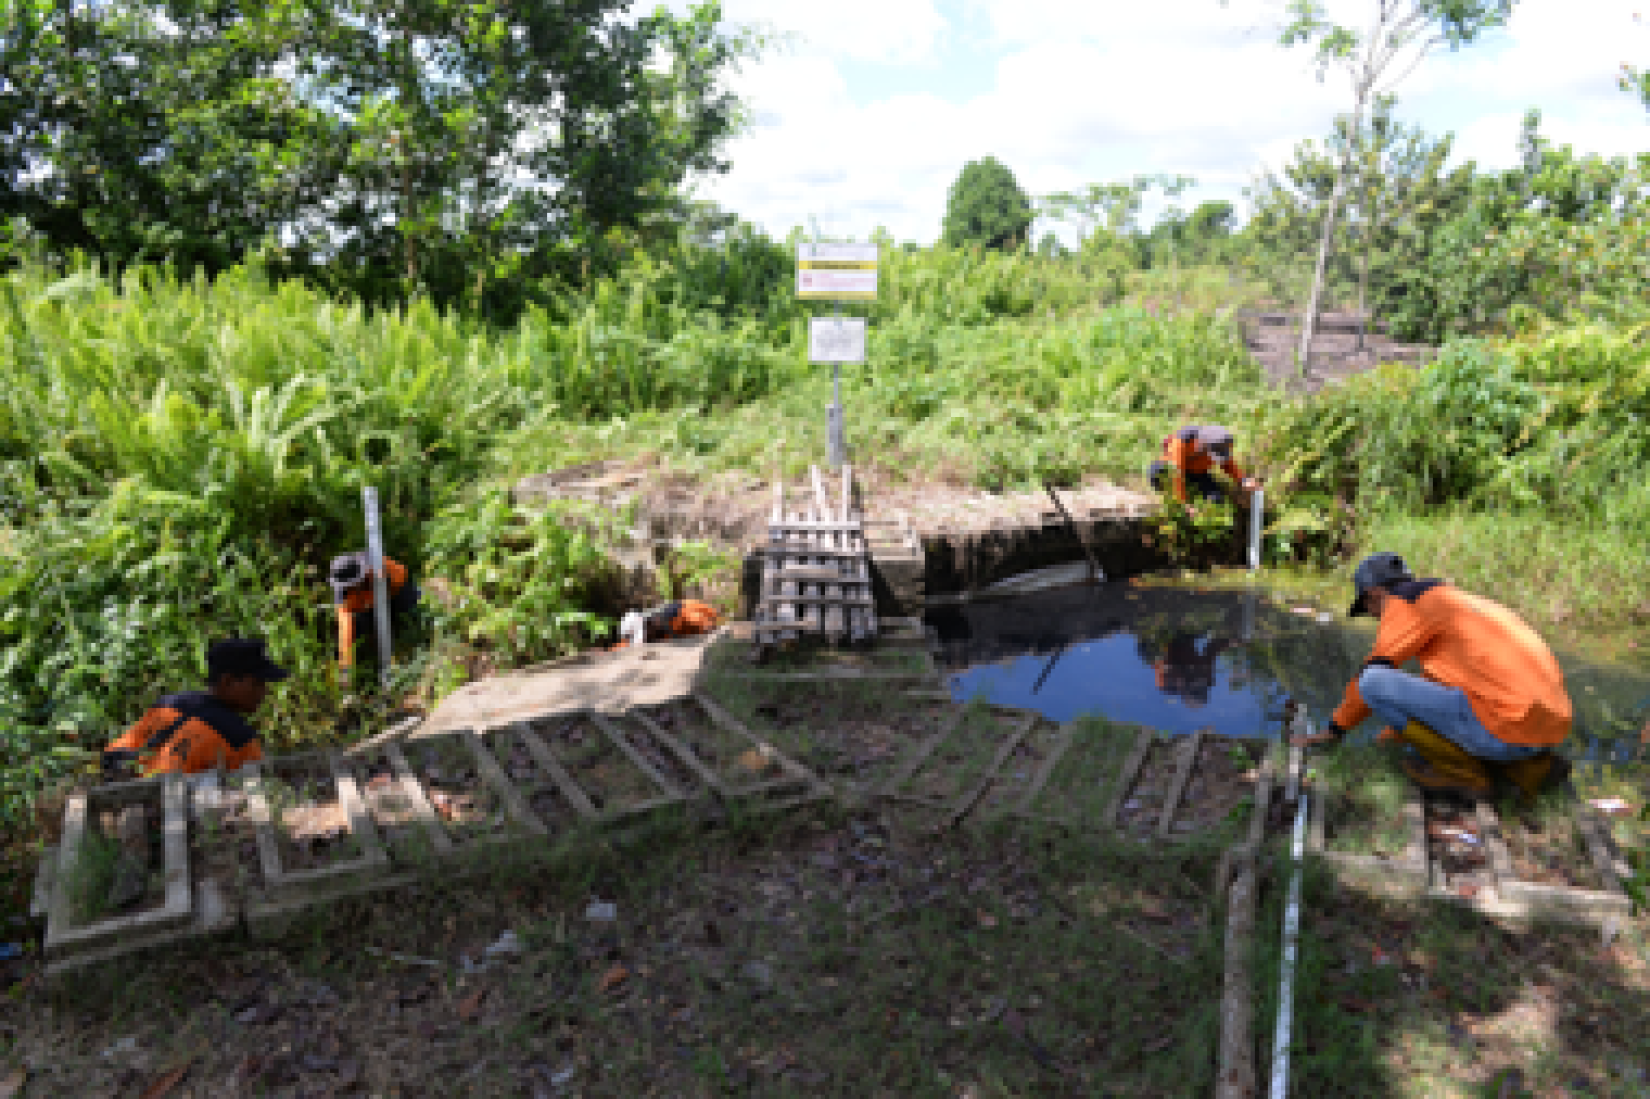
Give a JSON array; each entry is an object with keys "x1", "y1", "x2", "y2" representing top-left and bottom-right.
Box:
[
  {"x1": 808, "y1": 316, "x2": 867, "y2": 363},
  {"x1": 796, "y1": 243, "x2": 878, "y2": 300}
]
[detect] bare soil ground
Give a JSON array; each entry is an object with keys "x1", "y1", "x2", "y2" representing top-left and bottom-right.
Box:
[
  {"x1": 1239, "y1": 310, "x2": 1436, "y2": 395},
  {"x1": 1168, "y1": 736, "x2": 1263, "y2": 838},
  {"x1": 264, "y1": 755, "x2": 358, "y2": 872}
]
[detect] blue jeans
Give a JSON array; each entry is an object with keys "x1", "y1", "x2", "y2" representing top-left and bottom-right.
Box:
[{"x1": 1358, "y1": 665, "x2": 1543, "y2": 762}]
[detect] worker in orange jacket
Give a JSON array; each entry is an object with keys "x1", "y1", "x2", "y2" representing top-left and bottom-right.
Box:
[
  {"x1": 1291, "y1": 552, "x2": 1573, "y2": 801},
  {"x1": 330, "y1": 550, "x2": 422, "y2": 683},
  {"x1": 612, "y1": 600, "x2": 721, "y2": 649},
  {"x1": 1148, "y1": 425, "x2": 1261, "y2": 506},
  {"x1": 103, "y1": 638, "x2": 288, "y2": 777}
]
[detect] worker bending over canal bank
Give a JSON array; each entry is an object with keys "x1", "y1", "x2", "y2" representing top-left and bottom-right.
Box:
[
  {"x1": 1148, "y1": 425, "x2": 1261, "y2": 507},
  {"x1": 102, "y1": 638, "x2": 288, "y2": 777},
  {"x1": 613, "y1": 600, "x2": 721, "y2": 649},
  {"x1": 330, "y1": 550, "x2": 422, "y2": 683},
  {"x1": 1292, "y1": 552, "x2": 1573, "y2": 801}
]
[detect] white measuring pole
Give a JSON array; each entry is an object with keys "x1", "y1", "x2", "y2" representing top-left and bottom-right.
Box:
[
  {"x1": 1248, "y1": 487, "x2": 1265, "y2": 571},
  {"x1": 362, "y1": 486, "x2": 394, "y2": 690},
  {"x1": 1270, "y1": 790, "x2": 1308, "y2": 1099}
]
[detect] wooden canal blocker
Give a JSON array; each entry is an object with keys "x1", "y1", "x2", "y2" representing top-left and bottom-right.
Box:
[{"x1": 751, "y1": 464, "x2": 877, "y2": 654}]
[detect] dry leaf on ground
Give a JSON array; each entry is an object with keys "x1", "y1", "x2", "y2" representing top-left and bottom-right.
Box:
[
  {"x1": 457, "y1": 988, "x2": 488, "y2": 1021},
  {"x1": 598, "y1": 964, "x2": 629, "y2": 993},
  {"x1": 139, "y1": 1058, "x2": 194, "y2": 1099}
]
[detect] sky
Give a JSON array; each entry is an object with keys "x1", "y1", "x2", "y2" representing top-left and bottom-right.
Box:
[{"x1": 670, "y1": 0, "x2": 1650, "y2": 246}]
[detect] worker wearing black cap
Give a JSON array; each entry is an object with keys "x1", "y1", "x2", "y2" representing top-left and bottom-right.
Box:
[
  {"x1": 1291, "y1": 552, "x2": 1574, "y2": 801},
  {"x1": 329, "y1": 550, "x2": 422, "y2": 682},
  {"x1": 102, "y1": 638, "x2": 288, "y2": 777}
]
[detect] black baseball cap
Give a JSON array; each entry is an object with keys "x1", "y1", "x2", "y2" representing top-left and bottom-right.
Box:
[
  {"x1": 207, "y1": 638, "x2": 290, "y2": 681},
  {"x1": 328, "y1": 552, "x2": 370, "y2": 600},
  {"x1": 1348, "y1": 551, "x2": 1414, "y2": 617}
]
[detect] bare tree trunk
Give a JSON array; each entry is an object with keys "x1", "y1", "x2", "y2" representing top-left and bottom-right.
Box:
[
  {"x1": 1296, "y1": 169, "x2": 1345, "y2": 377},
  {"x1": 1357, "y1": 241, "x2": 1371, "y2": 353},
  {"x1": 1297, "y1": 90, "x2": 1369, "y2": 377}
]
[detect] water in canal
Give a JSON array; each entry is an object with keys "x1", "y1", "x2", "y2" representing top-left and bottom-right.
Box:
[{"x1": 930, "y1": 576, "x2": 1650, "y2": 763}]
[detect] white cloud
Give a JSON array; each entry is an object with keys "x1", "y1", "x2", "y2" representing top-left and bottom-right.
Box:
[
  {"x1": 690, "y1": 0, "x2": 1650, "y2": 244},
  {"x1": 710, "y1": 0, "x2": 950, "y2": 65}
]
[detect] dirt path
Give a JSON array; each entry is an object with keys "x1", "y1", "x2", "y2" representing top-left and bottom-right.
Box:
[{"x1": 1239, "y1": 309, "x2": 1436, "y2": 395}]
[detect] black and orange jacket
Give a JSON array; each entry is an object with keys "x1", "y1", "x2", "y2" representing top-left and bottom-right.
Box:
[
  {"x1": 336, "y1": 556, "x2": 408, "y2": 669},
  {"x1": 103, "y1": 691, "x2": 264, "y2": 776},
  {"x1": 611, "y1": 600, "x2": 721, "y2": 650},
  {"x1": 1160, "y1": 427, "x2": 1245, "y2": 504},
  {"x1": 1331, "y1": 580, "x2": 1572, "y2": 748}
]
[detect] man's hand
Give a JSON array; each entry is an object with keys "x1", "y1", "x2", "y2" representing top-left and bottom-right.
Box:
[{"x1": 1242, "y1": 478, "x2": 1261, "y2": 493}]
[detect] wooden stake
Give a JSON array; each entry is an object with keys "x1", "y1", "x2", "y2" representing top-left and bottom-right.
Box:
[{"x1": 1216, "y1": 861, "x2": 1258, "y2": 1099}]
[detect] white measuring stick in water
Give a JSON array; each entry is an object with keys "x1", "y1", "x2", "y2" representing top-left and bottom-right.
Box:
[
  {"x1": 362, "y1": 486, "x2": 394, "y2": 690},
  {"x1": 1270, "y1": 790, "x2": 1308, "y2": 1099},
  {"x1": 1248, "y1": 487, "x2": 1265, "y2": 571}
]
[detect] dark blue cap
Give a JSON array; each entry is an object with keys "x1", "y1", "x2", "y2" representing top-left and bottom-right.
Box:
[{"x1": 1348, "y1": 552, "x2": 1414, "y2": 617}]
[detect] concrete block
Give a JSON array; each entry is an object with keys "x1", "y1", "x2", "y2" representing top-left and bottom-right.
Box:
[
  {"x1": 243, "y1": 752, "x2": 391, "y2": 915},
  {"x1": 1305, "y1": 785, "x2": 1429, "y2": 898},
  {"x1": 1474, "y1": 799, "x2": 1631, "y2": 926},
  {"x1": 45, "y1": 775, "x2": 192, "y2": 962}
]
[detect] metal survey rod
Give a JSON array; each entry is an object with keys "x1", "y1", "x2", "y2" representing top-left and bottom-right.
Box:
[
  {"x1": 828, "y1": 301, "x2": 846, "y2": 468},
  {"x1": 1248, "y1": 487, "x2": 1266, "y2": 571},
  {"x1": 1270, "y1": 791, "x2": 1308, "y2": 1099},
  {"x1": 362, "y1": 486, "x2": 393, "y2": 690}
]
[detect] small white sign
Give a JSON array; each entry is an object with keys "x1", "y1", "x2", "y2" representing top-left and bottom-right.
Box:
[
  {"x1": 809, "y1": 316, "x2": 867, "y2": 363},
  {"x1": 797, "y1": 268, "x2": 878, "y2": 299},
  {"x1": 797, "y1": 243, "x2": 879, "y2": 265}
]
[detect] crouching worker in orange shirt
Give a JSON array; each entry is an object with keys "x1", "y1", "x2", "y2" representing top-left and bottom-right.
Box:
[
  {"x1": 612, "y1": 600, "x2": 720, "y2": 650},
  {"x1": 1291, "y1": 552, "x2": 1573, "y2": 802},
  {"x1": 1148, "y1": 425, "x2": 1261, "y2": 507},
  {"x1": 103, "y1": 638, "x2": 288, "y2": 778},
  {"x1": 330, "y1": 550, "x2": 422, "y2": 685}
]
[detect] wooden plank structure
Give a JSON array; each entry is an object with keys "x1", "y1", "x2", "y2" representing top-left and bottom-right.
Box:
[{"x1": 752, "y1": 464, "x2": 878, "y2": 651}]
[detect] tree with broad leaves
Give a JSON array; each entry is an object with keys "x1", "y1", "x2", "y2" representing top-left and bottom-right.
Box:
[
  {"x1": 0, "y1": 0, "x2": 760, "y2": 316},
  {"x1": 1246, "y1": 0, "x2": 1515, "y2": 376},
  {"x1": 942, "y1": 157, "x2": 1034, "y2": 252},
  {"x1": 1343, "y1": 98, "x2": 1457, "y2": 348}
]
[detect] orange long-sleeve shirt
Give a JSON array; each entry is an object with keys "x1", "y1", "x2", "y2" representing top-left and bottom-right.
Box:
[
  {"x1": 104, "y1": 692, "x2": 264, "y2": 775},
  {"x1": 1331, "y1": 580, "x2": 1572, "y2": 748},
  {"x1": 1160, "y1": 430, "x2": 1245, "y2": 504},
  {"x1": 337, "y1": 556, "x2": 408, "y2": 669}
]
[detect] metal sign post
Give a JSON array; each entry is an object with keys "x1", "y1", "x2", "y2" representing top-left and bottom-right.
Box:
[
  {"x1": 362, "y1": 486, "x2": 394, "y2": 690},
  {"x1": 799, "y1": 243, "x2": 877, "y2": 470}
]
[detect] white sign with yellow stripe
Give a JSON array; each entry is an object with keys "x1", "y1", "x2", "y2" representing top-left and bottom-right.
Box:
[{"x1": 796, "y1": 242, "x2": 878, "y2": 300}]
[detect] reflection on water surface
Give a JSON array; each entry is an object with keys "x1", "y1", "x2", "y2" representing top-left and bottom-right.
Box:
[{"x1": 930, "y1": 578, "x2": 1650, "y2": 762}]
